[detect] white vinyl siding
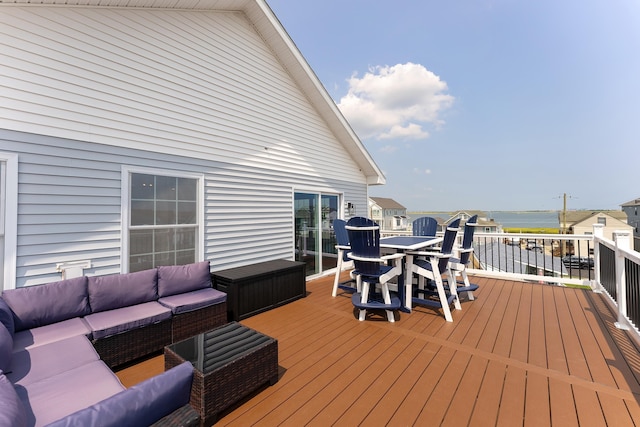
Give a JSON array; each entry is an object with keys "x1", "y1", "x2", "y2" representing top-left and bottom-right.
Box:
[
  {"x1": 0, "y1": 7, "x2": 364, "y2": 183},
  {"x1": 0, "y1": 5, "x2": 374, "y2": 287},
  {"x1": 3, "y1": 131, "x2": 367, "y2": 287}
]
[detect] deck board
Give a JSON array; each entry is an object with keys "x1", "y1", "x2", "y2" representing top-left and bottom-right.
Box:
[{"x1": 115, "y1": 273, "x2": 640, "y2": 426}]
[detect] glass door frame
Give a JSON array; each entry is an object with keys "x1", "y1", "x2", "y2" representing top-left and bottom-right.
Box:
[{"x1": 293, "y1": 191, "x2": 342, "y2": 278}]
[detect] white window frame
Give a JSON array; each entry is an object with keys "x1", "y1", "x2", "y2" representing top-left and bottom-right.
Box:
[
  {"x1": 0, "y1": 153, "x2": 18, "y2": 290},
  {"x1": 121, "y1": 166, "x2": 205, "y2": 273}
]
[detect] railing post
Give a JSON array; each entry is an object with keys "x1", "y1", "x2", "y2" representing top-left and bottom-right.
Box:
[
  {"x1": 592, "y1": 224, "x2": 604, "y2": 293},
  {"x1": 614, "y1": 230, "x2": 631, "y2": 330}
]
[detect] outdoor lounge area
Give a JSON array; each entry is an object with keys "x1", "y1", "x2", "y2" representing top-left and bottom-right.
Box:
[{"x1": 117, "y1": 271, "x2": 640, "y2": 426}]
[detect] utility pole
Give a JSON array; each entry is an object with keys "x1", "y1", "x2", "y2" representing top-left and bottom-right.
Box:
[
  {"x1": 561, "y1": 193, "x2": 567, "y2": 257},
  {"x1": 556, "y1": 192, "x2": 576, "y2": 257}
]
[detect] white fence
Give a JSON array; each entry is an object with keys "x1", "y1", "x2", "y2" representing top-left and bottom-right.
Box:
[{"x1": 382, "y1": 223, "x2": 640, "y2": 337}]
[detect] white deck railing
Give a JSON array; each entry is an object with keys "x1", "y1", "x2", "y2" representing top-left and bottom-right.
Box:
[{"x1": 381, "y1": 224, "x2": 640, "y2": 338}]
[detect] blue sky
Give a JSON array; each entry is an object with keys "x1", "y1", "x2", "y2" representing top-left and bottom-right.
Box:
[{"x1": 266, "y1": 0, "x2": 639, "y2": 212}]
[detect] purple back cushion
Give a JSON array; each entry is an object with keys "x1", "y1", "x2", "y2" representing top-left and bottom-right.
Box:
[
  {"x1": 2, "y1": 277, "x2": 90, "y2": 332},
  {"x1": 0, "y1": 324, "x2": 12, "y2": 372},
  {"x1": 88, "y1": 269, "x2": 158, "y2": 313},
  {"x1": 157, "y1": 261, "x2": 211, "y2": 297},
  {"x1": 0, "y1": 373, "x2": 27, "y2": 427},
  {"x1": 0, "y1": 298, "x2": 15, "y2": 336}
]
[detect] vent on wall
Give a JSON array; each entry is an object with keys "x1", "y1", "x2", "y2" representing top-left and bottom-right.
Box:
[{"x1": 56, "y1": 260, "x2": 92, "y2": 279}]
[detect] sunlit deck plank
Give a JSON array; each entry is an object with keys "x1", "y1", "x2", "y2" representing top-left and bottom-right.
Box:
[
  {"x1": 495, "y1": 364, "x2": 527, "y2": 426},
  {"x1": 114, "y1": 273, "x2": 640, "y2": 426},
  {"x1": 549, "y1": 377, "x2": 579, "y2": 427},
  {"x1": 466, "y1": 359, "x2": 506, "y2": 426}
]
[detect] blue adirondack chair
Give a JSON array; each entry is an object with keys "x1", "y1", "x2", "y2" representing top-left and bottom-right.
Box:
[
  {"x1": 346, "y1": 217, "x2": 403, "y2": 322},
  {"x1": 408, "y1": 218, "x2": 461, "y2": 322},
  {"x1": 448, "y1": 215, "x2": 480, "y2": 300},
  {"x1": 331, "y1": 219, "x2": 357, "y2": 297},
  {"x1": 412, "y1": 216, "x2": 438, "y2": 237}
]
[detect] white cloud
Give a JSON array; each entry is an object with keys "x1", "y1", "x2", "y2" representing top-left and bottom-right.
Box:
[
  {"x1": 413, "y1": 168, "x2": 432, "y2": 175},
  {"x1": 379, "y1": 145, "x2": 399, "y2": 153},
  {"x1": 338, "y1": 62, "x2": 454, "y2": 142}
]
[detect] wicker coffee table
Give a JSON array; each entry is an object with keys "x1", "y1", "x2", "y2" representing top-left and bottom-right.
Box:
[{"x1": 164, "y1": 322, "x2": 279, "y2": 426}]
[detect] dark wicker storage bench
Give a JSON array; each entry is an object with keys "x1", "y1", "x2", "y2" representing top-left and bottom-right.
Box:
[
  {"x1": 212, "y1": 259, "x2": 306, "y2": 321},
  {"x1": 164, "y1": 322, "x2": 279, "y2": 426}
]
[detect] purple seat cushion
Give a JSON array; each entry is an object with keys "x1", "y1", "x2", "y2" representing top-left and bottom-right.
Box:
[
  {"x1": 0, "y1": 297, "x2": 15, "y2": 336},
  {"x1": 12, "y1": 318, "x2": 92, "y2": 353},
  {"x1": 0, "y1": 324, "x2": 12, "y2": 372},
  {"x1": 157, "y1": 261, "x2": 211, "y2": 297},
  {"x1": 14, "y1": 360, "x2": 124, "y2": 427},
  {"x1": 7, "y1": 335, "x2": 99, "y2": 386},
  {"x1": 0, "y1": 373, "x2": 27, "y2": 427},
  {"x1": 47, "y1": 361, "x2": 193, "y2": 427},
  {"x1": 84, "y1": 302, "x2": 171, "y2": 340},
  {"x1": 158, "y1": 287, "x2": 226, "y2": 314},
  {"x1": 88, "y1": 269, "x2": 158, "y2": 313},
  {"x1": 2, "y1": 277, "x2": 89, "y2": 332}
]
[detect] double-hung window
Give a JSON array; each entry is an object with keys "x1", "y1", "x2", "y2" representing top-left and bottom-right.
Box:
[{"x1": 123, "y1": 168, "x2": 203, "y2": 272}]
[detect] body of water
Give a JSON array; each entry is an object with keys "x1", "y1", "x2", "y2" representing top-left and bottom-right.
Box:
[
  {"x1": 411, "y1": 211, "x2": 560, "y2": 229},
  {"x1": 486, "y1": 211, "x2": 559, "y2": 229}
]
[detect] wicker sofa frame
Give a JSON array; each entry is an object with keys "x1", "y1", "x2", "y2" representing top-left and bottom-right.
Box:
[{"x1": 92, "y1": 301, "x2": 228, "y2": 368}]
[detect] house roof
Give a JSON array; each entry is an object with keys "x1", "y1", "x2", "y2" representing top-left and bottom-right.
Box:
[
  {"x1": 370, "y1": 197, "x2": 406, "y2": 210},
  {"x1": 621, "y1": 198, "x2": 640, "y2": 207},
  {"x1": 561, "y1": 210, "x2": 628, "y2": 226},
  {"x1": 1, "y1": 0, "x2": 385, "y2": 185}
]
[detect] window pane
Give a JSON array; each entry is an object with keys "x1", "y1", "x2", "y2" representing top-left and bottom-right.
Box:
[
  {"x1": 176, "y1": 228, "x2": 196, "y2": 250},
  {"x1": 177, "y1": 201, "x2": 197, "y2": 224},
  {"x1": 131, "y1": 201, "x2": 155, "y2": 226},
  {"x1": 130, "y1": 229, "x2": 153, "y2": 255},
  {"x1": 155, "y1": 251, "x2": 174, "y2": 267},
  {"x1": 129, "y1": 173, "x2": 199, "y2": 271},
  {"x1": 176, "y1": 250, "x2": 195, "y2": 265},
  {"x1": 129, "y1": 254, "x2": 153, "y2": 273},
  {"x1": 156, "y1": 201, "x2": 176, "y2": 225},
  {"x1": 131, "y1": 174, "x2": 155, "y2": 200},
  {"x1": 156, "y1": 176, "x2": 177, "y2": 201},
  {"x1": 154, "y1": 228, "x2": 175, "y2": 253},
  {"x1": 178, "y1": 178, "x2": 197, "y2": 201}
]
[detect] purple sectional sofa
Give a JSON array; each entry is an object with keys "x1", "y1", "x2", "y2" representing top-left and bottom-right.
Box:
[{"x1": 0, "y1": 261, "x2": 227, "y2": 426}]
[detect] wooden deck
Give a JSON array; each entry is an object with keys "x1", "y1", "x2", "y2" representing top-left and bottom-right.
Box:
[{"x1": 117, "y1": 273, "x2": 640, "y2": 426}]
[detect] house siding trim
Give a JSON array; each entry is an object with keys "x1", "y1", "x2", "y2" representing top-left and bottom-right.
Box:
[{"x1": 0, "y1": 151, "x2": 18, "y2": 290}]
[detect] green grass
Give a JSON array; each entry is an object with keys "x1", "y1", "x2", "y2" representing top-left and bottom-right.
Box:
[
  {"x1": 563, "y1": 283, "x2": 592, "y2": 290},
  {"x1": 503, "y1": 227, "x2": 560, "y2": 234}
]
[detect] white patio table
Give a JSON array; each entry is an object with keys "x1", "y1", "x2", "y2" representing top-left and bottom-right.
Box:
[{"x1": 380, "y1": 235, "x2": 443, "y2": 312}]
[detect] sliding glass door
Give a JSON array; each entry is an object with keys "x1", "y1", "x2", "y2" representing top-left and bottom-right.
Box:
[{"x1": 294, "y1": 192, "x2": 339, "y2": 277}]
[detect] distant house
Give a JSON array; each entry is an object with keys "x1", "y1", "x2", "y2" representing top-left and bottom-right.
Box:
[
  {"x1": 621, "y1": 198, "x2": 640, "y2": 251},
  {"x1": 446, "y1": 211, "x2": 501, "y2": 233},
  {"x1": 369, "y1": 197, "x2": 408, "y2": 231},
  {"x1": 407, "y1": 210, "x2": 502, "y2": 234},
  {"x1": 0, "y1": 0, "x2": 385, "y2": 289},
  {"x1": 560, "y1": 210, "x2": 632, "y2": 256}
]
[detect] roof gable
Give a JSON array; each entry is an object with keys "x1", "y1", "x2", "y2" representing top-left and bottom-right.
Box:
[{"x1": 0, "y1": 0, "x2": 385, "y2": 185}]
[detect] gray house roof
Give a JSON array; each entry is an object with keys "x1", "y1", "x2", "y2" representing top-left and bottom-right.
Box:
[
  {"x1": 621, "y1": 198, "x2": 640, "y2": 207},
  {"x1": 370, "y1": 197, "x2": 407, "y2": 210}
]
